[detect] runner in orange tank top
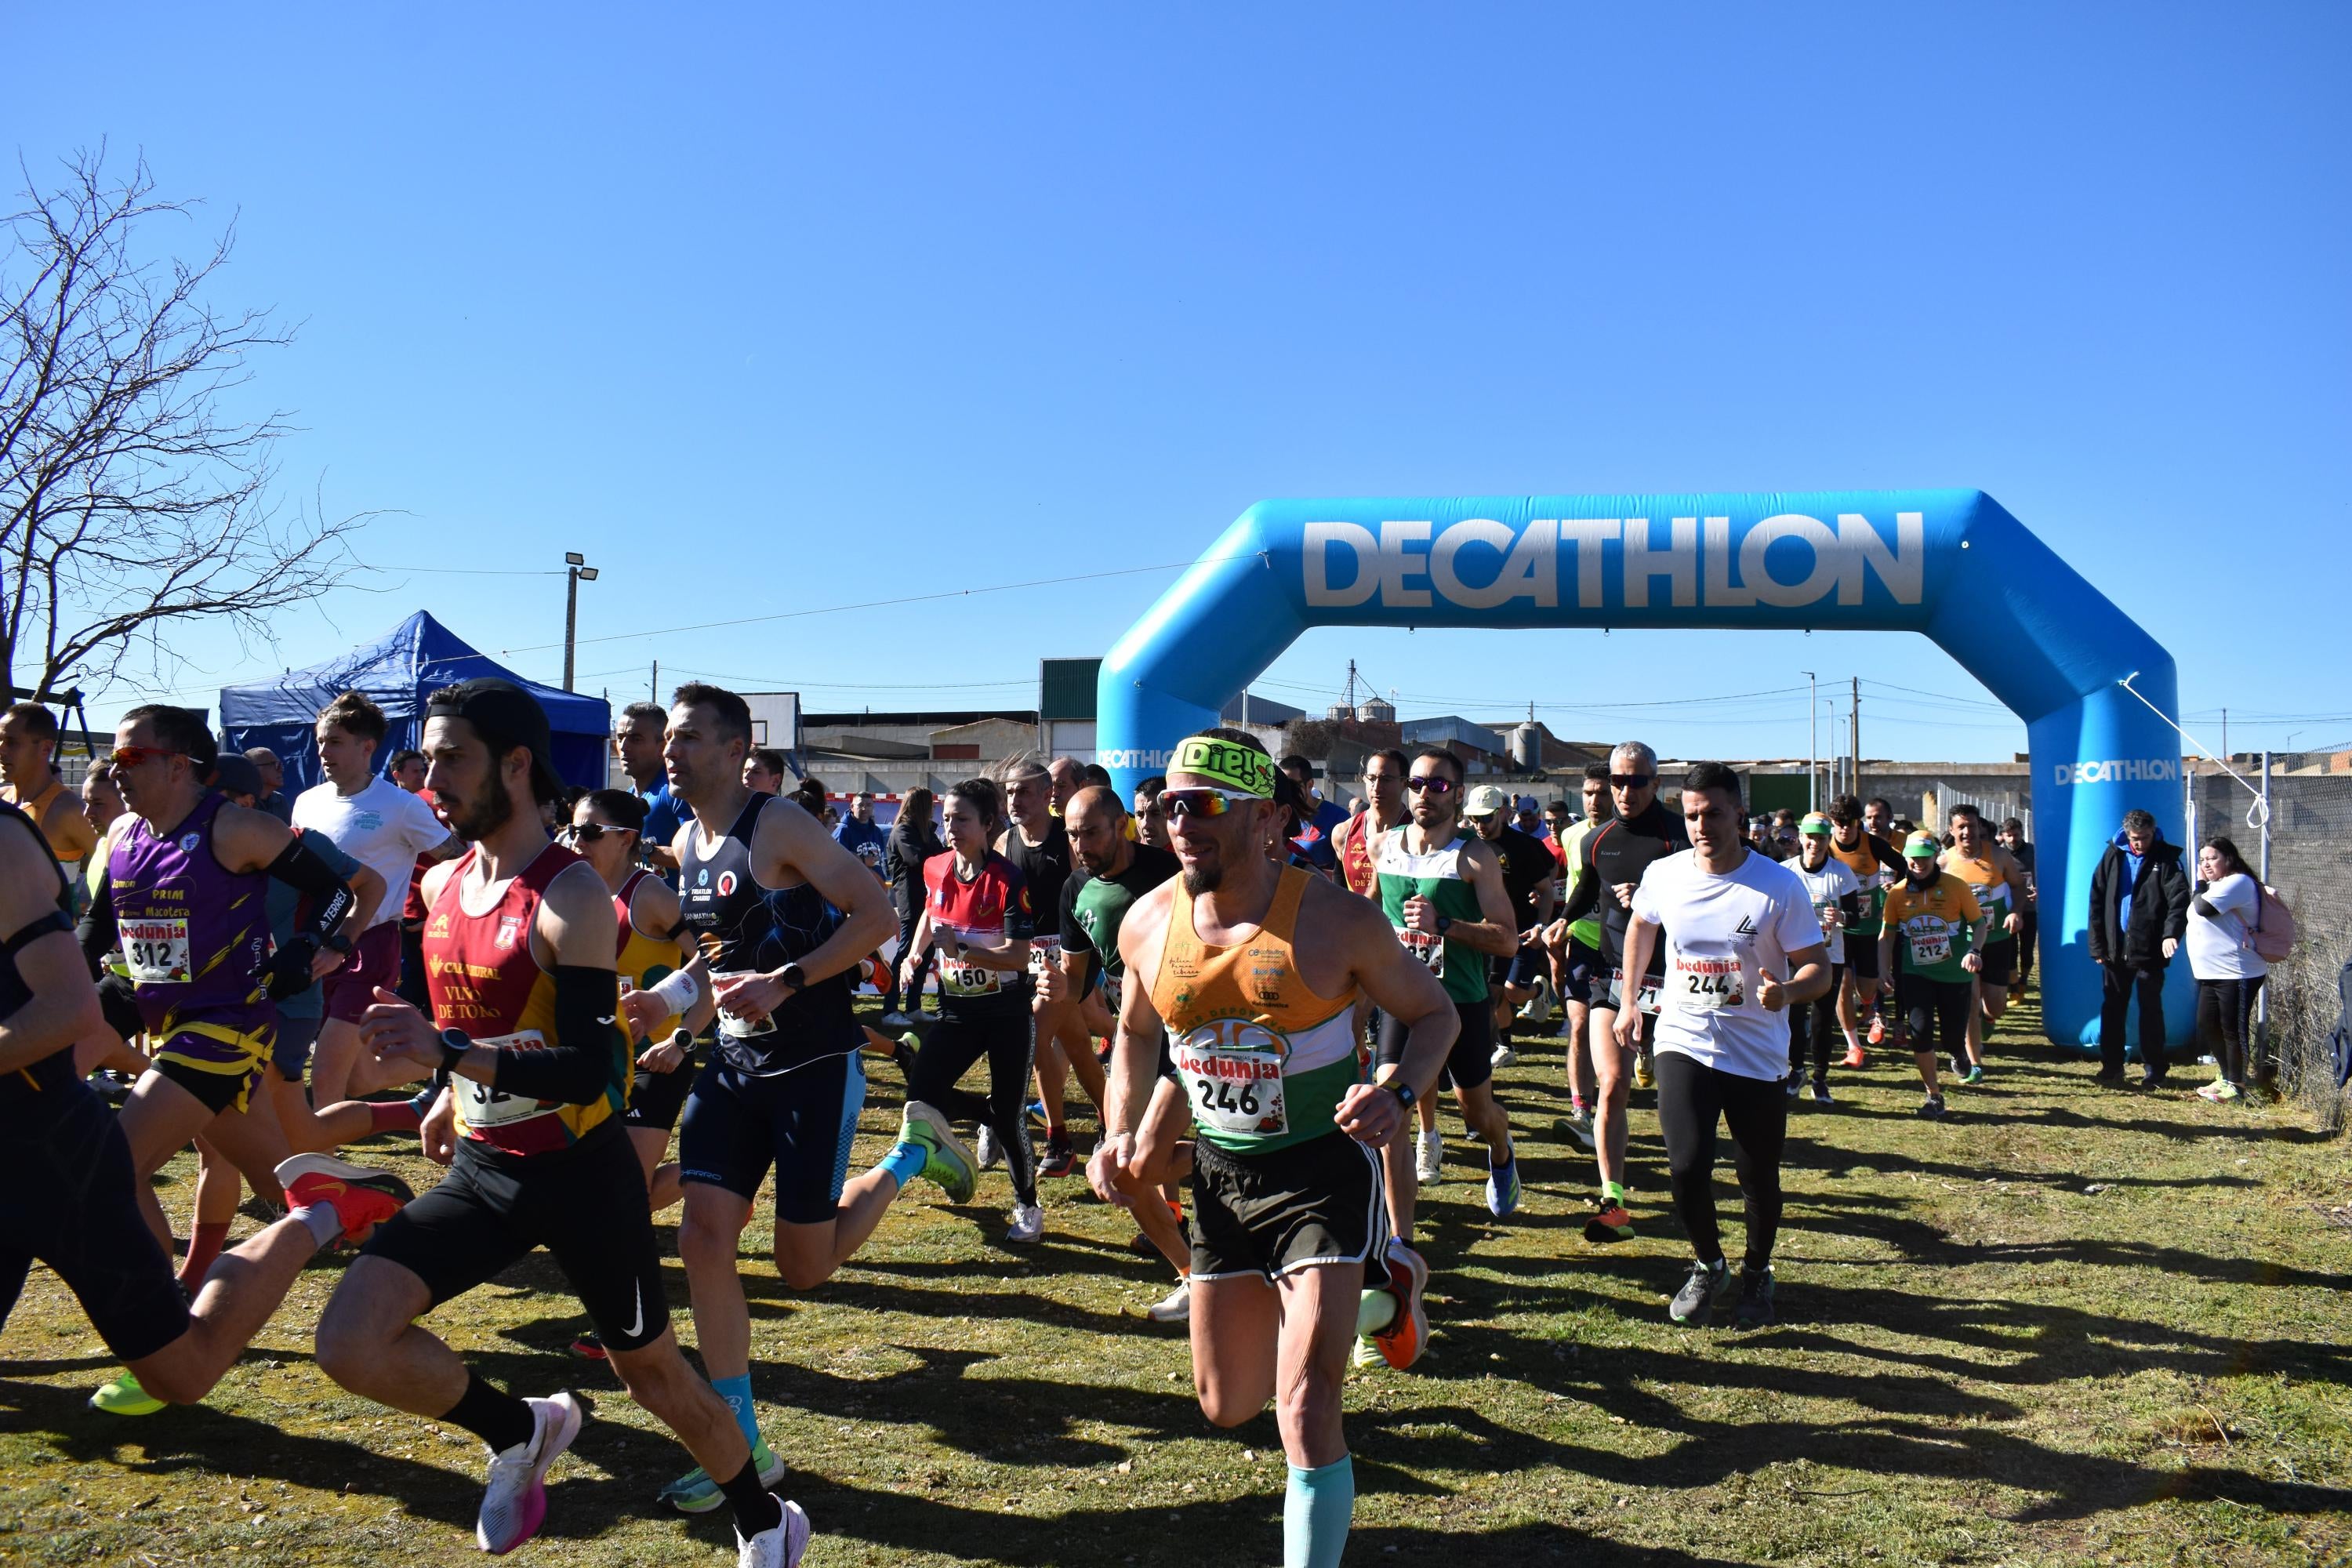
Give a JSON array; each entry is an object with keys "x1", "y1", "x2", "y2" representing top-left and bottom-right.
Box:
[{"x1": 1091, "y1": 728, "x2": 1461, "y2": 1568}]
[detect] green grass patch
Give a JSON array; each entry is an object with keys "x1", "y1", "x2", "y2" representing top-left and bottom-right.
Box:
[{"x1": 3, "y1": 991, "x2": 2348, "y2": 1566}]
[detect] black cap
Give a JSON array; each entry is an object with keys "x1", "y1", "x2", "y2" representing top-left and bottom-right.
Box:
[
  {"x1": 207, "y1": 753, "x2": 264, "y2": 800},
  {"x1": 426, "y1": 678, "x2": 565, "y2": 804}
]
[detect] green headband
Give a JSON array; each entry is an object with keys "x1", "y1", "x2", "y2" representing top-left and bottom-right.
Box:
[{"x1": 1171, "y1": 735, "x2": 1276, "y2": 798}]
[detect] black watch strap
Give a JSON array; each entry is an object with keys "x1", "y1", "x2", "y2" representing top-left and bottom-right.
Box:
[
  {"x1": 438, "y1": 1028, "x2": 472, "y2": 1071},
  {"x1": 780, "y1": 963, "x2": 808, "y2": 991}
]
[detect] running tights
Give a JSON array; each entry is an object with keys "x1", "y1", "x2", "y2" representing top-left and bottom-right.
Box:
[
  {"x1": 1652, "y1": 1051, "x2": 1786, "y2": 1272},
  {"x1": 1900, "y1": 975, "x2": 1973, "y2": 1061},
  {"x1": 906, "y1": 1007, "x2": 1037, "y2": 1205},
  {"x1": 1787, "y1": 963, "x2": 1845, "y2": 1082},
  {"x1": 2196, "y1": 975, "x2": 2266, "y2": 1087}
]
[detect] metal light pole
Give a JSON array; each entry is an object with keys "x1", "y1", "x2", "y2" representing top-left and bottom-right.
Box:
[
  {"x1": 1806, "y1": 671, "x2": 1820, "y2": 810},
  {"x1": 562, "y1": 551, "x2": 599, "y2": 691}
]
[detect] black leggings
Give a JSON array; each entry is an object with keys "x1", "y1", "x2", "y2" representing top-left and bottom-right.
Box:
[
  {"x1": 884, "y1": 906, "x2": 935, "y2": 1014},
  {"x1": 2196, "y1": 975, "x2": 2265, "y2": 1087},
  {"x1": 1787, "y1": 963, "x2": 1845, "y2": 1082},
  {"x1": 907, "y1": 1006, "x2": 1036, "y2": 1205},
  {"x1": 1899, "y1": 974, "x2": 1973, "y2": 1059},
  {"x1": 1653, "y1": 1051, "x2": 1787, "y2": 1272}
]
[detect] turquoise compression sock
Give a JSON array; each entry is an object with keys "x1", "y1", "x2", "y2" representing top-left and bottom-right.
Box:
[
  {"x1": 711, "y1": 1374, "x2": 761, "y2": 1447},
  {"x1": 1283, "y1": 1456, "x2": 1355, "y2": 1568},
  {"x1": 880, "y1": 1139, "x2": 927, "y2": 1189}
]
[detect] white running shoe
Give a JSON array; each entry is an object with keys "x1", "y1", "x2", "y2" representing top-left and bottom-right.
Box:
[
  {"x1": 477, "y1": 1391, "x2": 583, "y2": 1555},
  {"x1": 1146, "y1": 1279, "x2": 1191, "y2": 1322},
  {"x1": 1414, "y1": 1130, "x2": 1443, "y2": 1185},
  {"x1": 1490, "y1": 1041, "x2": 1519, "y2": 1070},
  {"x1": 736, "y1": 1499, "x2": 812, "y2": 1567},
  {"x1": 1563, "y1": 1106, "x2": 1597, "y2": 1151},
  {"x1": 1516, "y1": 975, "x2": 1555, "y2": 1024},
  {"x1": 1006, "y1": 1202, "x2": 1044, "y2": 1244},
  {"x1": 977, "y1": 1124, "x2": 1003, "y2": 1170}
]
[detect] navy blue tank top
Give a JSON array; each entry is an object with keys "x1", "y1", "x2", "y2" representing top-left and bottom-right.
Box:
[{"x1": 677, "y1": 791, "x2": 858, "y2": 1074}]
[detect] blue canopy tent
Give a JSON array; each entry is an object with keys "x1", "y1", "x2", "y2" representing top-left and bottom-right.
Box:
[{"x1": 220, "y1": 612, "x2": 612, "y2": 797}]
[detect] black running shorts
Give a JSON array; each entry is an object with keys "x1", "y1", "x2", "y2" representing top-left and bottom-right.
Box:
[
  {"x1": 622, "y1": 1038, "x2": 700, "y2": 1134},
  {"x1": 1896, "y1": 973, "x2": 1973, "y2": 1056},
  {"x1": 677, "y1": 1051, "x2": 865, "y2": 1222},
  {"x1": 1976, "y1": 937, "x2": 2016, "y2": 989},
  {"x1": 359, "y1": 1123, "x2": 669, "y2": 1353},
  {"x1": 1560, "y1": 935, "x2": 1604, "y2": 1005},
  {"x1": 0, "y1": 1080, "x2": 191, "y2": 1364},
  {"x1": 1377, "y1": 999, "x2": 1495, "y2": 1093},
  {"x1": 1845, "y1": 935, "x2": 1881, "y2": 982},
  {"x1": 1189, "y1": 1132, "x2": 1385, "y2": 1283}
]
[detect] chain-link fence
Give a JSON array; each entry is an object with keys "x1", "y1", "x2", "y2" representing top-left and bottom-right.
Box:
[{"x1": 2191, "y1": 771, "x2": 2351, "y2": 1130}]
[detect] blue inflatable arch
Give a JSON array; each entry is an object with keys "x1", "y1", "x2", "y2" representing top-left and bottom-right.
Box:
[{"x1": 1098, "y1": 489, "x2": 2192, "y2": 1050}]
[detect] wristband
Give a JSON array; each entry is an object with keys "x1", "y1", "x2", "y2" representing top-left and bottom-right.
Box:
[{"x1": 647, "y1": 967, "x2": 702, "y2": 1017}]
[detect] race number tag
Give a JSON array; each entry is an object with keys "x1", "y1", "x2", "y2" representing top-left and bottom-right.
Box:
[
  {"x1": 938, "y1": 930, "x2": 1001, "y2": 999},
  {"x1": 1909, "y1": 929, "x2": 1952, "y2": 967},
  {"x1": 1395, "y1": 926, "x2": 1446, "y2": 978},
  {"x1": 1101, "y1": 973, "x2": 1124, "y2": 1018},
  {"x1": 1171, "y1": 1019, "x2": 1289, "y2": 1138},
  {"x1": 1027, "y1": 934, "x2": 1061, "y2": 978},
  {"x1": 121, "y1": 916, "x2": 191, "y2": 984},
  {"x1": 1671, "y1": 954, "x2": 1745, "y2": 1011},
  {"x1": 456, "y1": 1031, "x2": 558, "y2": 1129},
  {"x1": 1607, "y1": 967, "x2": 1661, "y2": 1015},
  {"x1": 711, "y1": 968, "x2": 779, "y2": 1037}
]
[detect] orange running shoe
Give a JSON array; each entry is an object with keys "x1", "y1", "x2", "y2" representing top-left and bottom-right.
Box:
[
  {"x1": 1843, "y1": 1041, "x2": 1867, "y2": 1069},
  {"x1": 275, "y1": 1154, "x2": 412, "y2": 1245},
  {"x1": 1866, "y1": 1014, "x2": 1886, "y2": 1046},
  {"x1": 1371, "y1": 1240, "x2": 1430, "y2": 1370}
]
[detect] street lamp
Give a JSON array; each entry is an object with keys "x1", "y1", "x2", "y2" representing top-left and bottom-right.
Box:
[{"x1": 563, "y1": 552, "x2": 599, "y2": 691}]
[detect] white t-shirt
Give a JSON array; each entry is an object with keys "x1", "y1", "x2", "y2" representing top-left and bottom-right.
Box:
[
  {"x1": 1632, "y1": 848, "x2": 1828, "y2": 1082},
  {"x1": 2187, "y1": 873, "x2": 2267, "y2": 981},
  {"x1": 292, "y1": 776, "x2": 451, "y2": 930},
  {"x1": 1787, "y1": 855, "x2": 1865, "y2": 966}
]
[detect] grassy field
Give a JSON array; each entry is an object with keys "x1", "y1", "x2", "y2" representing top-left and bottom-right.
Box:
[{"x1": 3, "y1": 991, "x2": 2349, "y2": 1567}]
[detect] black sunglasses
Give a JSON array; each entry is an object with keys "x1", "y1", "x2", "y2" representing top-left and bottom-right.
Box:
[
  {"x1": 1404, "y1": 775, "x2": 1457, "y2": 794},
  {"x1": 564, "y1": 822, "x2": 631, "y2": 844},
  {"x1": 1610, "y1": 773, "x2": 1656, "y2": 789}
]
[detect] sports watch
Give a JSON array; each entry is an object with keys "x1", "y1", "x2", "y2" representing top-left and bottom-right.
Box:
[
  {"x1": 1434, "y1": 915, "x2": 1454, "y2": 937},
  {"x1": 1379, "y1": 1077, "x2": 1417, "y2": 1110},
  {"x1": 779, "y1": 963, "x2": 808, "y2": 993},
  {"x1": 437, "y1": 1028, "x2": 472, "y2": 1071}
]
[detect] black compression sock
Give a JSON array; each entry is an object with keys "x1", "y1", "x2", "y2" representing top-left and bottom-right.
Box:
[
  {"x1": 720, "y1": 1455, "x2": 786, "y2": 1538},
  {"x1": 444, "y1": 1371, "x2": 537, "y2": 1454}
]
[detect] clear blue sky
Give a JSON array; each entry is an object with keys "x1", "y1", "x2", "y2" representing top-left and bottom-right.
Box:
[{"x1": 13, "y1": 5, "x2": 2349, "y2": 762}]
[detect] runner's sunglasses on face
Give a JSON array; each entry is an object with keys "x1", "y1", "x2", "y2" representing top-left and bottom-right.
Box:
[
  {"x1": 1405, "y1": 775, "x2": 1456, "y2": 794},
  {"x1": 1160, "y1": 787, "x2": 1263, "y2": 818},
  {"x1": 1610, "y1": 773, "x2": 1655, "y2": 789},
  {"x1": 107, "y1": 746, "x2": 180, "y2": 773},
  {"x1": 562, "y1": 822, "x2": 631, "y2": 844}
]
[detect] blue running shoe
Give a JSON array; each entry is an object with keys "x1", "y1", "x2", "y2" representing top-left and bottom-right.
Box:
[{"x1": 1485, "y1": 1145, "x2": 1522, "y2": 1218}]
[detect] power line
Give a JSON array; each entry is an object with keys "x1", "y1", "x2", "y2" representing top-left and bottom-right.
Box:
[{"x1": 492, "y1": 551, "x2": 1271, "y2": 658}]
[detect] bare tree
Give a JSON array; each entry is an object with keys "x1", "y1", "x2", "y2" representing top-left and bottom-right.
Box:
[{"x1": 1, "y1": 146, "x2": 362, "y2": 704}]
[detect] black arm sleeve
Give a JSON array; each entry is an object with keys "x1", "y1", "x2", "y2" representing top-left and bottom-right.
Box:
[
  {"x1": 77, "y1": 871, "x2": 117, "y2": 979},
  {"x1": 266, "y1": 834, "x2": 358, "y2": 943},
  {"x1": 488, "y1": 964, "x2": 623, "y2": 1105},
  {"x1": 2193, "y1": 895, "x2": 2220, "y2": 920}
]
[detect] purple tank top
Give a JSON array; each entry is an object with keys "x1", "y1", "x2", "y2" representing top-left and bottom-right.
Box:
[{"x1": 108, "y1": 791, "x2": 275, "y2": 1038}]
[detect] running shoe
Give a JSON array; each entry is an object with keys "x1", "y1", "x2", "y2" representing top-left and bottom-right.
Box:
[
  {"x1": 662, "y1": 1440, "x2": 785, "y2": 1515},
  {"x1": 1484, "y1": 1146, "x2": 1522, "y2": 1218},
  {"x1": 1916, "y1": 1094, "x2": 1946, "y2": 1120},
  {"x1": 1783, "y1": 1075, "x2": 1801, "y2": 1099},
  {"x1": 477, "y1": 1391, "x2": 583, "y2": 1554},
  {"x1": 1516, "y1": 976, "x2": 1555, "y2": 1025},
  {"x1": 1352, "y1": 1335, "x2": 1383, "y2": 1370},
  {"x1": 1370, "y1": 1240, "x2": 1431, "y2": 1370},
  {"x1": 880, "y1": 1011, "x2": 920, "y2": 1031},
  {"x1": 1633, "y1": 1053, "x2": 1654, "y2": 1091},
  {"x1": 1668, "y1": 1258, "x2": 1733, "y2": 1327},
  {"x1": 569, "y1": 1331, "x2": 606, "y2": 1360},
  {"x1": 1025, "y1": 1098, "x2": 1048, "y2": 1129},
  {"x1": 89, "y1": 1372, "x2": 165, "y2": 1415},
  {"x1": 93, "y1": 1069, "x2": 134, "y2": 1107},
  {"x1": 274, "y1": 1153, "x2": 413, "y2": 1244},
  {"x1": 1005, "y1": 1202, "x2": 1044, "y2": 1245},
  {"x1": 898, "y1": 1102, "x2": 977, "y2": 1203},
  {"x1": 1867, "y1": 1014, "x2": 1886, "y2": 1046},
  {"x1": 1563, "y1": 1105, "x2": 1596, "y2": 1151},
  {"x1": 1842, "y1": 1041, "x2": 1867, "y2": 1069},
  {"x1": 1146, "y1": 1279, "x2": 1191, "y2": 1323},
  {"x1": 1584, "y1": 1199, "x2": 1635, "y2": 1244},
  {"x1": 1490, "y1": 1040, "x2": 1519, "y2": 1071},
  {"x1": 976, "y1": 1124, "x2": 1003, "y2": 1170},
  {"x1": 737, "y1": 1500, "x2": 812, "y2": 1568},
  {"x1": 1959, "y1": 1064, "x2": 1985, "y2": 1086},
  {"x1": 1809, "y1": 1081, "x2": 1833, "y2": 1108},
  {"x1": 2212, "y1": 1080, "x2": 2242, "y2": 1102},
  {"x1": 2195, "y1": 1079, "x2": 2224, "y2": 1101},
  {"x1": 1414, "y1": 1130, "x2": 1443, "y2": 1185},
  {"x1": 1731, "y1": 1265, "x2": 1776, "y2": 1330},
  {"x1": 1037, "y1": 1131, "x2": 1075, "y2": 1178}
]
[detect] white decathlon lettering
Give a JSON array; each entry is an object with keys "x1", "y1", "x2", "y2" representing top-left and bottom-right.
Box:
[
  {"x1": 1560, "y1": 519, "x2": 1621, "y2": 608},
  {"x1": 1837, "y1": 512, "x2": 1925, "y2": 606},
  {"x1": 1430, "y1": 518, "x2": 1558, "y2": 611},
  {"x1": 2053, "y1": 757, "x2": 2181, "y2": 788},
  {"x1": 1303, "y1": 521, "x2": 1380, "y2": 608},
  {"x1": 1744, "y1": 514, "x2": 1845, "y2": 608},
  {"x1": 1621, "y1": 517, "x2": 1698, "y2": 608}
]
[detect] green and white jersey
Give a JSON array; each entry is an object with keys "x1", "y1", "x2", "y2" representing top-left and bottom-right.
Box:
[{"x1": 1375, "y1": 827, "x2": 1488, "y2": 1004}]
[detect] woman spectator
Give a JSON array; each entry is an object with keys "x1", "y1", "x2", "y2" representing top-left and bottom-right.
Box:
[
  {"x1": 882, "y1": 786, "x2": 946, "y2": 1026},
  {"x1": 2187, "y1": 834, "x2": 2267, "y2": 1102}
]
